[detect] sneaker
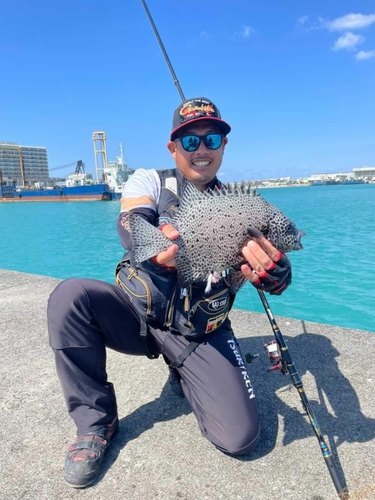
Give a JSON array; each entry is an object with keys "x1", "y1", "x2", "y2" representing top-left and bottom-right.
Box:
[{"x1": 63, "y1": 418, "x2": 118, "y2": 488}]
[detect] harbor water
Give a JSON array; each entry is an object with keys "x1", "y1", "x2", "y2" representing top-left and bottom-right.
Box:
[{"x1": 1, "y1": 183, "x2": 374, "y2": 332}]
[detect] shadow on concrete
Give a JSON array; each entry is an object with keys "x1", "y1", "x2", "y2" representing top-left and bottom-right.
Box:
[
  {"x1": 98, "y1": 320, "x2": 375, "y2": 485},
  {"x1": 99, "y1": 381, "x2": 192, "y2": 483},
  {"x1": 240, "y1": 321, "x2": 375, "y2": 448},
  {"x1": 235, "y1": 319, "x2": 375, "y2": 492}
]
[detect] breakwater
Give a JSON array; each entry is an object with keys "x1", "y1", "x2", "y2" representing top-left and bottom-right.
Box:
[{"x1": 1, "y1": 269, "x2": 374, "y2": 499}]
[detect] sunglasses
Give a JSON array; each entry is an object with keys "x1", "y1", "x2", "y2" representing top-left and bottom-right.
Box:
[{"x1": 176, "y1": 133, "x2": 224, "y2": 152}]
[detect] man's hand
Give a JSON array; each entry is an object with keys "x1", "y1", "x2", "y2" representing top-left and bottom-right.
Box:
[
  {"x1": 154, "y1": 224, "x2": 179, "y2": 268},
  {"x1": 241, "y1": 238, "x2": 292, "y2": 295}
]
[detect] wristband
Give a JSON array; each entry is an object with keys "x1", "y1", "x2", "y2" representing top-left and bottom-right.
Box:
[{"x1": 251, "y1": 254, "x2": 292, "y2": 295}]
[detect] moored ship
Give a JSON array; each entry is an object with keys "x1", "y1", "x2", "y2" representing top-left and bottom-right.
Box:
[
  {"x1": 0, "y1": 157, "x2": 131, "y2": 202},
  {"x1": 310, "y1": 179, "x2": 341, "y2": 186},
  {"x1": 0, "y1": 133, "x2": 134, "y2": 202},
  {"x1": 341, "y1": 179, "x2": 364, "y2": 185},
  {"x1": 0, "y1": 161, "x2": 112, "y2": 202},
  {"x1": 104, "y1": 144, "x2": 134, "y2": 200},
  {"x1": 0, "y1": 182, "x2": 112, "y2": 202}
]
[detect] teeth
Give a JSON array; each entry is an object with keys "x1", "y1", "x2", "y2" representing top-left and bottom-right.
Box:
[{"x1": 193, "y1": 161, "x2": 210, "y2": 167}]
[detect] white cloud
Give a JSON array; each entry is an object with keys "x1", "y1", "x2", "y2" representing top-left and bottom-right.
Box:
[
  {"x1": 231, "y1": 25, "x2": 256, "y2": 40},
  {"x1": 355, "y1": 49, "x2": 375, "y2": 60},
  {"x1": 299, "y1": 12, "x2": 375, "y2": 59},
  {"x1": 332, "y1": 32, "x2": 364, "y2": 51},
  {"x1": 297, "y1": 15, "x2": 309, "y2": 26},
  {"x1": 241, "y1": 25, "x2": 255, "y2": 38},
  {"x1": 295, "y1": 15, "x2": 324, "y2": 32},
  {"x1": 199, "y1": 30, "x2": 209, "y2": 38},
  {"x1": 325, "y1": 13, "x2": 375, "y2": 31}
]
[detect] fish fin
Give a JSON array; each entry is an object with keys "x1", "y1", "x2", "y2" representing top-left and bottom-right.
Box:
[
  {"x1": 228, "y1": 269, "x2": 247, "y2": 294},
  {"x1": 175, "y1": 251, "x2": 194, "y2": 288},
  {"x1": 216, "y1": 182, "x2": 231, "y2": 194},
  {"x1": 172, "y1": 181, "x2": 206, "y2": 225},
  {"x1": 208, "y1": 185, "x2": 222, "y2": 196},
  {"x1": 247, "y1": 226, "x2": 264, "y2": 240},
  {"x1": 204, "y1": 272, "x2": 221, "y2": 294},
  {"x1": 204, "y1": 274, "x2": 213, "y2": 294},
  {"x1": 204, "y1": 181, "x2": 259, "y2": 199},
  {"x1": 207, "y1": 181, "x2": 256, "y2": 198},
  {"x1": 182, "y1": 181, "x2": 206, "y2": 202},
  {"x1": 128, "y1": 213, "x2": 173, "y2": 266}
]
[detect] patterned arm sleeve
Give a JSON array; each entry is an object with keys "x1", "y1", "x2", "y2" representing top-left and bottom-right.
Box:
[{"x1": 117, "y1": 169, "x2": 161, "y2": 251}]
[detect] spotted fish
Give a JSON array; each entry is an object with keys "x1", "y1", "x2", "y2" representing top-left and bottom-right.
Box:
[{"x1": 128, "y1": 182, "x2": 305, "y2": 293}]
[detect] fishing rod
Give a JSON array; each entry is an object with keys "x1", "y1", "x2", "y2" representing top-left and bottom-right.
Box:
[
  {"x1": 139, "y1": 1, "x2": 349, "y2": 498},
  {"x1": 257, "y1": 290, "x2": 349, "y2": 499},
  {"x1": 140, "y1": 0, "x2": 185, "y2": 101}
]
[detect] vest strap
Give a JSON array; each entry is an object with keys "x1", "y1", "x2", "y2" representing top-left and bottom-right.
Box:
[
  {"x1": 139, "y1": 316, "x2": 159, "y2": 360},
  {"x1": 169, "y1": 341, "x2": 200, "y2": 369}
]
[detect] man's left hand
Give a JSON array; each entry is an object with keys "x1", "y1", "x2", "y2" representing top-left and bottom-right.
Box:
[{"x1": 241, "y1": 238, "x2": 292, "y2": 295}]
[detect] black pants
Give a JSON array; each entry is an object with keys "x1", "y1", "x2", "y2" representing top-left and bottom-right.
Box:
[{"x1": 48, "y1": 278, "x2": 260, "y2": 456}]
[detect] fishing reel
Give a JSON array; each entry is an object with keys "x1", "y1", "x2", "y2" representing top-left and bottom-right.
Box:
[
  {"x1": 264, "y1": 340, "x2": 287, "y2": 374},
  {"x1": 245, "y1": 340, "x2": 287, "y2": 374}
]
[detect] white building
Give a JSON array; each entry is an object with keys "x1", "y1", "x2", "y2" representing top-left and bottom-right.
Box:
[
  {"x1": 307, "y1": 172, "x2": 354, "y2": 182},
  {"x1": 353, "y1": 166, "x2": 375, "y2": 178},
  {"x1": 0, "y1": 142, "x2": 49, "y2": 185}
]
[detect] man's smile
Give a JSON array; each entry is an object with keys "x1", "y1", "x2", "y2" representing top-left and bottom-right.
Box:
[{"x1": 192, "y1": 159, "x2": 212, "y2": 167}]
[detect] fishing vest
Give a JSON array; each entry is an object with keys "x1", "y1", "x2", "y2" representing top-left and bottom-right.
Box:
[{"x1": 115, "y1": 168, "x2": 235, "y2": 360}]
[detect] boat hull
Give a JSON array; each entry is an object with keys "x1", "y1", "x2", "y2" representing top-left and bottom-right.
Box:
[{"x1": 0, "y1": 183, "x2": 112, "y2": 202}]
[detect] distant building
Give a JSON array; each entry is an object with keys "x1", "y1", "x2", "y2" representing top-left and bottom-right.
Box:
[
  {"x1": 308, "y1": 172, "x2": 353, "y2": 182},
  {"x1": 353, "y1": 166, "x2": 375, "y2": 178},
  {"x1": 0, "y1": 142, "x2": 49, "y2": 186}
]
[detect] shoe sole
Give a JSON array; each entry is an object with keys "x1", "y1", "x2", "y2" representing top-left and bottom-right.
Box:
[
  {"x1": 63, "y1": 420, "x2": 119, "y2": 488},
  {"x1": 64, "y1": 476, "x2": 96, "y2": 489}
]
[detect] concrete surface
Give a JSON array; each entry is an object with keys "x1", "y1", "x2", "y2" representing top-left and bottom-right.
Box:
[{"x1": 0, "y1": 269, "x2": 374, "y2": 500}]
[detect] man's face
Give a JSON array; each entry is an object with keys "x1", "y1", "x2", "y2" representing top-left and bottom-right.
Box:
[{"x1": 167, "y1": 121, "x2": 228, "y2": 190}]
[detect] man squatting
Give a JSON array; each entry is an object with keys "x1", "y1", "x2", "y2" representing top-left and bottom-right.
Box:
[{"x1": 47, "y1": 97, "x2": 292, "y2": 488}]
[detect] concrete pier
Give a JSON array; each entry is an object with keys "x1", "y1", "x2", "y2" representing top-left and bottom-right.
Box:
[{"x1": 1, "y1": 269, "x2": 374, "y2": 500}]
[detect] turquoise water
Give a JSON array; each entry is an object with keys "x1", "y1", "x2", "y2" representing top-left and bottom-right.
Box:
[{"x1": 1, "y1": 184, "x2": 374, "y2": 332}]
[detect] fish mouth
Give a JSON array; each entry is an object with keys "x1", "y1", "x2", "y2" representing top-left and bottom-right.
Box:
[{"x1": 294, "y1": 230, "x2": 306, "y2": 250}]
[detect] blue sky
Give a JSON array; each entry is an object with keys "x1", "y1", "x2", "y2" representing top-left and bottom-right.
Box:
[{"x1": 1, "y1": 0, "x2": 374, "y2": 181}]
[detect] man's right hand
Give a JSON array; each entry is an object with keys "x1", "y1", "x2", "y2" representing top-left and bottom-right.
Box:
[{"x1": 154, "y1": 224, "x2": 179, "y2": 268}]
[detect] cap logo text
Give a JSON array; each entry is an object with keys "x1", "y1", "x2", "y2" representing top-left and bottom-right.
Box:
[{"x1": 180, "y1": 103, "x2": 215, "y2": 119}]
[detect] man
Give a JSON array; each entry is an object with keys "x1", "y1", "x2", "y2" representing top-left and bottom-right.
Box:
[{"x1": 48, "y1": 97, "x2": 292, "y2": 488}]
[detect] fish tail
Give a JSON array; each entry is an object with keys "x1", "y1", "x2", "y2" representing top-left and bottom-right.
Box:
[{"x1": 128, "y1": 213, "x2": 173, "y2": 266}]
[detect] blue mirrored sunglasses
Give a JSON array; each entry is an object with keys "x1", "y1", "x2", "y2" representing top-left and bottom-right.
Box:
[{"x1": 176, "y1": 133, "x2": 224, "y2": 152}]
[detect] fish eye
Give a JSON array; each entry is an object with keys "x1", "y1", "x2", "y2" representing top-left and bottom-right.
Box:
[{"x1": 286, "y1": 224, "x2": 295, "y2": 234}]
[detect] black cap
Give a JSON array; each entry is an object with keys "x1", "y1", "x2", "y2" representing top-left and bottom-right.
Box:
[{"x1": 170, "y1": 97, "x2": 231, "y2": 140}]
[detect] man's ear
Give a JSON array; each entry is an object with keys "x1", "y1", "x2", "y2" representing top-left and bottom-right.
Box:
[
  {"x1": 222, "y1": 136, "x2": 228, "y2": 153},
  {"x1": 167, "y1": 141, "x2": 177, "y2": 159}
]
